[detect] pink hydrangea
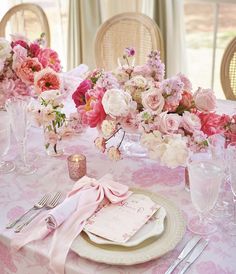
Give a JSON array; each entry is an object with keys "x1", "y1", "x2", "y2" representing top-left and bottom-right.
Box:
[{"x1": 38, "y1": 48, "x2": 61, "y2": 72}]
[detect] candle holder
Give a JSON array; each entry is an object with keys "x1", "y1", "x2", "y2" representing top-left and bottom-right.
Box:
[{"x1": 67, "y1": 154, "x2": 86, "y2": 181}]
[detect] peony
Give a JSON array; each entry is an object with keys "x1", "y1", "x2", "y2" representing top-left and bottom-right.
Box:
[
  {"x1": 142, "y1": 88, "x2": 164, "y2": 114},
  {"x1": 107, "y1": 146, "x2": 122, "y2": 161},
  {"x1": 12, "y1": 45, "x2": 28, "y2": 70},
  {"x1": 102, "y1": 88, "x2": 133, "y2": 118},
  {"x1": 72, "y1": 79, "x2": 92, "y2": 107},
  {"x1": 12, "y1": 79, "x2": 31, "y2": 98},
  {"x1": 38, "y1": 48, "x2": 61, "y2": 72},
  {"x1": 181, "y1": 111, "x2": 201, "y2": 133},
  {"x1": 194, "y1": 87, "x2": 216, "y2": 112},
  {"x1": 0, "y1": 38, "x2": 11, "y2": 61},
  {"x1": 34, "y1": 67, "x2": 61, "y2": 94},
  {"x1": 16, "y1": 58, "x2": 42, "y2": 85},
  {"x1": 101, "y1": 119, "x2": 117, "y2": 138},
  {"x1": 158, "y1": 112, "x2": 181, "y2": 134},
  {"x1": 198, "y1": 112, "x2": 223, "y2": 136}
]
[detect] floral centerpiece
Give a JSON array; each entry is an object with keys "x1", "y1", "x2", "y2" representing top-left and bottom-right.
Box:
[{"x1": 72, "y1": 48, "x2": 235, "y2": 167}]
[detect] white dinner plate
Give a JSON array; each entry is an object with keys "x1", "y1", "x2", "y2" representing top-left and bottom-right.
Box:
[
  {"x1": 83, "y1": 205, "x2": 166, "y2": 247},
  {"x1": 71, "y1": 188, "x2": 186, "y2": 265}
]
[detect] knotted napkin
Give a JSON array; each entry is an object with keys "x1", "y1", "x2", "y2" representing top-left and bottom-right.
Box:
[{"x1": 12, "y1": 174, "x2": 132, "y2": 274}]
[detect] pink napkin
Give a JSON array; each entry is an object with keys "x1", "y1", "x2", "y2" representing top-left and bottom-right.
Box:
[{"x1": 11, "y1": 174, "x2": 132, "y2": 274}]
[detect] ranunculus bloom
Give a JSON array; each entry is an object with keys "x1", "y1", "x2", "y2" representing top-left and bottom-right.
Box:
[
  {"x1": 38, "y1": 48, "x2": 61, "y2": 72},
  {"x1": 181, "y1": 111, "x2": 201, "y2": 133},
  {"x1": 94, "y1": 137, "x2": 106, "y2": 153},
  {"x1": 178, "y1": 90, "x2": 195, "y2": 111},
  {"x1": 101, "y1": 120, "x2": 117, "y2": 138},
  {"x1": 16, "y1": 58, "x2": 42, "y2": 85},
  {"x1": 107, "y1": 146, "x2": 122, "y2": 161},
  {"x1": 34, "y1": 68, "x2": 61, "y2": 94},
  {"x1": 0, "y1": 38, "x2": 11, "y2": 61},
  {"x1": 194, "y1": 87, "x2": 216, "y2": 112},
  {"x1": 198, "y1": 112, "x2": 223, "y2": 136},
  {"x1": 142, "y1": 88, "x2": 164, "y2": 114},
  {"x1": 102, "y1": 88, "x2": 133, "y2": 118},
  {"x1": 78, "y1": 87, "x2": 106, "y2": 128},
  {"x1": 158, "y1": 112, "x2": 181, "y2": 134},
  {"x1": 72, "y1": 79, "x2": 92, "y2": 107}
]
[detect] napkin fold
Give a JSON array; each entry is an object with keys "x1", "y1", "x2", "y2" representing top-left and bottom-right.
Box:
[{"x1": 11, "y1": 174, "x2": 132, "y2": 274}]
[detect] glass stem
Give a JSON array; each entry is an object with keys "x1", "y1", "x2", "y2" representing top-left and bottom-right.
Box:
[
  {"x1": 20, "y1": 139, "x2": 27, "y2": 166},
  {"x1": 233, "y1": 195, "x2": 236, "y2": 225}
]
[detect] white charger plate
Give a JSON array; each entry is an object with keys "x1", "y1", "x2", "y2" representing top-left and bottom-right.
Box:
[
  {"x1": 83, "y1": 204, "x2": 166, "y2": 247},
  {"x1": 71, "y1": 188, "x2": 186, "y2": 265}
]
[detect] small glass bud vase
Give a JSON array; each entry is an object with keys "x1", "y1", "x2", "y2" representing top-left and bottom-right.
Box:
[{"x1": 43, "y1": 123, "x2": 64, "y2": 157}]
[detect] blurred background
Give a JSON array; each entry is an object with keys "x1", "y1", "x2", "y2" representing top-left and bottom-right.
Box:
[{"x1": 1, "y1": 0, "x2": 236, "y2": 99}]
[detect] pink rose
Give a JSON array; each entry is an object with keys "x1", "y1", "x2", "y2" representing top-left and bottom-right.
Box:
[
  {"x1": 181, "y1": 111, "x2": 201, "y2": 133},
  {"x1": 194, "y1": 87, "x2": 216, "y2": 112},
  {"x1": 142, "y1": 88, "x2": 164, "y2": 114},
  {"x1": 178, "y1": 90, "x2": 195, "y2": 111},
  {"x1": 38, "y1": 48, "x2": 61, "y2": 72},
  {"x1": 158, "y1": 112, "x2": 181, "y2": 134},
  {"x1": 34, "y1": 68, "x2": 61, "y2": 94},
  {"x1": 198, "y1": 112, "x2": 223, "y2": 136},
  {"x1": 16, "y1": 58, "x2": 42, "y2": 85},
  {"x1": 72, "y1": 79, "x2": 92, "y2": 107}
]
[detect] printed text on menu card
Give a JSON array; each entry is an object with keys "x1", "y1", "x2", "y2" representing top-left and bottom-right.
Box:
[{"x1": 84, "y1": 194, "x2": 160, "y2": 243}]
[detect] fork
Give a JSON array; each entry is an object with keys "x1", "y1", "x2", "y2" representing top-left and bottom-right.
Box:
[
  {"x1": 6, "y1": 194, "x2": 51, "y2": 229},
  {"x1": 14, "y1": 191, "x2": 62, "y2": 233}
]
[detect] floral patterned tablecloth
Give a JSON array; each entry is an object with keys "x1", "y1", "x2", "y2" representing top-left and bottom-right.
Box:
[{"x1": 0, "y1": 100, "x2": 236, "y2": 274}]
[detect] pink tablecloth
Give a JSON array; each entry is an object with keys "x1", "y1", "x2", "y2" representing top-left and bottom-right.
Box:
[{"x1": 0, "y1": 100, "x2": 236, "y2": 274}]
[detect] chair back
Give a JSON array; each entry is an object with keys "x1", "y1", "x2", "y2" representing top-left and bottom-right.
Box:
[
  {"x1": 220, "y1": 37, "x2": 236, "y2": 100},
  {"x1": 0, "y1": 3, "x2": 50, "y2": 46},
  {"x1": 94, "y1": 12, "x2": 164, "y2": 70}
]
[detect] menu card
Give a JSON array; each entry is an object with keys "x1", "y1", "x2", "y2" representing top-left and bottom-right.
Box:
[{"x1": 84, "y1": 194, "x2": 160, "y2": 243}]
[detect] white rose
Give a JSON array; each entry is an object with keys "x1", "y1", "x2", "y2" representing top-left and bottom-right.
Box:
[
  {"x1": 140, "y1": 130, "x2": 162, "y2": 149},
  {"x1": 102, "y1": 88, "x2": 133, "y2": 117},
  {"x1": 181, "y1": 111, "x2": 201, "y2": 133},
  {"x1": 158, "y1": 112, "x2": 181, "y2": 134},
  {"x1": 0, "y1": 38, "x2": 11, "y2": 61}
]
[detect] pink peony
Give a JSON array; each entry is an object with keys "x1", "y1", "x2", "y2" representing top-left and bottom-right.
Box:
[
  {"x1": 34, "y1": 67, "x2": 61, "y2": 94},
  {"x1": 181, "y1": 111, "x2": 201, "y2": 133},
  {"x1": 29, "y1": 43, "x2": 41, "y2": 57},
  {"x1": 72, "y1": 79, "x2": 92, "y2": 107},
  {"x1": 16, "y1": 58, "x2": 42, "y2": 85},
  {"x1": 158, "y1": 112, "x2": 181, "y2": 134},
  {"x1": 11, "y1": 39, "x2": 29, "y2": 49},
  {"x1": 38, "y1": 48, "x2": 61, "y2": 72},
  {"x1": 12, "y1": 45, "x2": 28, "y2": 70},
  {"x1": 198, "y1": 112, "x2": 223, "y2": 136},
  {"x1": 78, "y1": 87, "x2": 106, "y2": 128},
  {"x1": 194, "y1": 87, "x2": 216, "y2": 112}
]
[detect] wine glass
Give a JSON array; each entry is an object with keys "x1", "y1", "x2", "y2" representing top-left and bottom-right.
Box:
[
  {"x1": 225, "y1": 142, "x2": 236, "y2": 235},
  {"x1": 208, "y1": 134, "x2": 232, "y2": 218},
  {"x1": 0, "y1": 112, "x2": 15, "y2": 173},
  {"x1": 5, "y1": 97, "x2": 36, "y2": 175},
  {"x1": 188, "y1": 160, "x2": 224, "y2": 235}
]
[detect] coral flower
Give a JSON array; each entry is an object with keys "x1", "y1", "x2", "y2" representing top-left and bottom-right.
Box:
[{"x1": 38, "y1": 48, "x2": 61, "y2": 72}]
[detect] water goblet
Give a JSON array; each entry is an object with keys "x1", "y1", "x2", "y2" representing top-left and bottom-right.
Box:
[
  {"x1": 188, "y1": 160, "x2": 224, "y2": 235},
  {"x1": 225, "y1": 142, "x2": 236, "y2": 235},
  {"x1": 0, "y1": 112, "x2": 15, "y2": 173},
  {"x1": 5, "y1": 97, "x2": 36, "y2": 175}
]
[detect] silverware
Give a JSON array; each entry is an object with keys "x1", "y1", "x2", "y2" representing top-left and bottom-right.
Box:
[
  {"x1": 178, "y1": 239, "x2": 208, "y2": 274},
  {"x1": 165, "y1": 235, "x2": 202, "y2": 274},
  {"x1": 6, "y1": 194, "x2": 51, "y2": 229},
  {"x1": 14, "y1": 191, "x2": 62, "y2": 233}
]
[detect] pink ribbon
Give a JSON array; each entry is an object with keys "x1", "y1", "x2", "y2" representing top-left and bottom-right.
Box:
[{"x1": 11, "y1": 174, "x2": 132, "y2": 274}]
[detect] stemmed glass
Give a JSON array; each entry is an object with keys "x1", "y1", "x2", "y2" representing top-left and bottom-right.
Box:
[
  {"x1": 188, "y1": 160, "x2": 224, "y2": 235},
  {"x1": 5, "y1": 97, "x2": 36, "y2": 175},
  {"x1": 0, "y1": 111, "x2": 15, "y2": 173},
  {"x1": 225, "y1": 142, "x2": 236, "y2": 235},
  {"x1": 208, "y1": 134, "x2": 232, "y2": 218}
]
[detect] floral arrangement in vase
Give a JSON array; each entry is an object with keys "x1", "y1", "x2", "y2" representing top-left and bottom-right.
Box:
[{"x1": 72, "y1": 47, "x2": 236, "y2": 167}]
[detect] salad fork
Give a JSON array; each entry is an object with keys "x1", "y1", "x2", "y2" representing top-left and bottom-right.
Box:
[
  {"x1": 14, "y1": 191, "x2": 62, "y2": 233},
  {"x1": 6, "y1": 194, "x2": 51, "y2": 229}
]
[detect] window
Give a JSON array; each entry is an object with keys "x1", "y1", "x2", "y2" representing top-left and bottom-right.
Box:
[{"x1": 184, "y1": 0, "x2": 236, "y2": 99}]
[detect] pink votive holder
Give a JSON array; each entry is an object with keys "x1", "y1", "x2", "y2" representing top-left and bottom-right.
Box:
[{"x1": 67, "y1": 154, "x2": 86, "y2": 181}]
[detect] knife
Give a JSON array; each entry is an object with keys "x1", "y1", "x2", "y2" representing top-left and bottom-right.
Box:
[
  {"x1": 178, "y1": 239, "x2": 209, "y2": 274},
  {"x1": 165, "y1": 235, "x2": 202, "y2": 274}
]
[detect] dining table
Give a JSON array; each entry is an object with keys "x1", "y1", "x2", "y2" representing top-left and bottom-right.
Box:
[{"x1": 0, "y1": 98, "x2": 236, "y2": 274}]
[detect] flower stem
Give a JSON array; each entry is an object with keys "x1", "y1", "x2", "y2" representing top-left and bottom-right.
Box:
[
  {"x1": 117, "y1": 131, "x2": 126, "y2": 149},
  {"x1": 54, "y1": 144, "x2": 57, "y2": 154},
  {"x1": 106, "y1": 127, "x2": 122, "y2": 142}
]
